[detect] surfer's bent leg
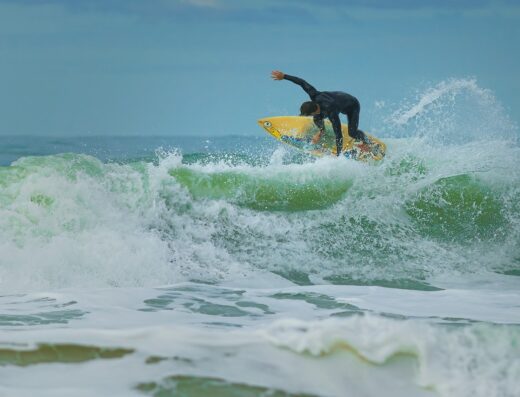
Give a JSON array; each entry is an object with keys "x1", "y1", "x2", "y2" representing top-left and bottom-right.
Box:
[
  {"x1": 346, "y1": 103, "x2": 368, "y2": 142},
  {"x1": 329, "y1": 114, "x2": 343, "y2": 156}
]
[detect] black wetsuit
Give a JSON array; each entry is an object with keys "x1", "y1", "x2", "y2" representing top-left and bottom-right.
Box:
[{"x1": 284, "y1": 74, "x2": 366, "y2": 156}]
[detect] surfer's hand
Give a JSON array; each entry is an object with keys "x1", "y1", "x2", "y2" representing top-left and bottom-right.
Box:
[
  {"x1": 311, "y1": 130, "x2": 323, "y2": 144},
  {"x1": 271, "y1": 70, "x2": 285, "y2": 80}
]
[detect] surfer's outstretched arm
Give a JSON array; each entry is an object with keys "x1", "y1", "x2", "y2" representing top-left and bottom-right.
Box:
[
  {"x1": 271, "y1": 71, "x2": 318, "y2": 99},
  {"x1": 330, "y1": 113, "x2": 343, "y2": 156}
]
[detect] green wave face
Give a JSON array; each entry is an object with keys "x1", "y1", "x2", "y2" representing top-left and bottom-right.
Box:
[
  {"x1": 406, "y1": 174, "x2": 510, "y2": 243},
  {"x1": 169, "y1": 167, "x2": 352, "y2": 212},
  {"x1": 137, "y1": 375, "x2": 319, "y2": 397},
  {"x1": 0, "y1": 344, "x2": 133, "y2": 367}
]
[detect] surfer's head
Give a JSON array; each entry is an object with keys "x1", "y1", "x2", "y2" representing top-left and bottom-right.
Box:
[{"x1": 300, "y1": 101, "x2": 320, "y2": 116}]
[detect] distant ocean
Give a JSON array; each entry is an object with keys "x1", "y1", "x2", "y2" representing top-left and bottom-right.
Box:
[{"x1": 0, "y1": 79, "x2": 519, "y2": 397}]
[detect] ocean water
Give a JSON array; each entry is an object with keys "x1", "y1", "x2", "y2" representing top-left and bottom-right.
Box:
[{"x1": 0, "y1": 79, "x2": 519, "y2": 397}]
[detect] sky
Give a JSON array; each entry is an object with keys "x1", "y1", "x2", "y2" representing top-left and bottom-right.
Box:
[{"x1": 0, "y1": 0, "x2": 518, "y2": 136}]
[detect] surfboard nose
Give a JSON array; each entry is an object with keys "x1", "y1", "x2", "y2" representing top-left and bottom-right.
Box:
[
  {"x1": 257, "y1": 118, "x2": 281, "y2": 139},
  {"x1": 258, "y1": 118, "x2": 274, "y2": 129}
]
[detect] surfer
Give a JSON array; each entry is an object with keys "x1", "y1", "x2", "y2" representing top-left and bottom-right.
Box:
[{"x1": 271, "y1": 70, "x2": 369, "y2": 156}]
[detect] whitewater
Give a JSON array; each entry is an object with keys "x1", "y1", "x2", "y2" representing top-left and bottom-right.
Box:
[{"x1": 0, "y1": 79, "x2": 519, "y2": 397}]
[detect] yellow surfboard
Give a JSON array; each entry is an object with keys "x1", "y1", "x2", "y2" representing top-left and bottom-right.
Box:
[{"x1": 258, "y1": 116, "x2": 386, "y2": 161}]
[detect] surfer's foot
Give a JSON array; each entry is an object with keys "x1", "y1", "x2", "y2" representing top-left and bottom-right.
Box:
[
  {"x1": 362, "y1": 135, "x2": 371, "y2": 144},
  {"x1": 354, "y1": 140, "x2": 372, "y2": 153}
]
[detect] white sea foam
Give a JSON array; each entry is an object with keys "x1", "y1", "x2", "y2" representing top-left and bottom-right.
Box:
[
  {"x1": 0, "y1": 297, "x2": 517, "y2": 397},
  {"x1": 0, "y1": 130, "x2": 518, "y2": 292}
]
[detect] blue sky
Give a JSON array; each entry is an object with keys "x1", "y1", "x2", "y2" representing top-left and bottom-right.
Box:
[{"x1": 0, "y1": 0, "x2": 518, "y2": 136}]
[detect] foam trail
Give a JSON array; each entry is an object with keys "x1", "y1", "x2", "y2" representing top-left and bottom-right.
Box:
[
  {"x1": 391, "y1": 78, "x2": 493, "y2": 126},
  {"x1": 384, "y1": 78, "x2": 518, "y2": 147}
]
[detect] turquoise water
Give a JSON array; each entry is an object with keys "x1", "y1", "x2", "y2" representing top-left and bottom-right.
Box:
[{"x1": 0, "y1": 79, "x2": 519, "y2": 397}]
